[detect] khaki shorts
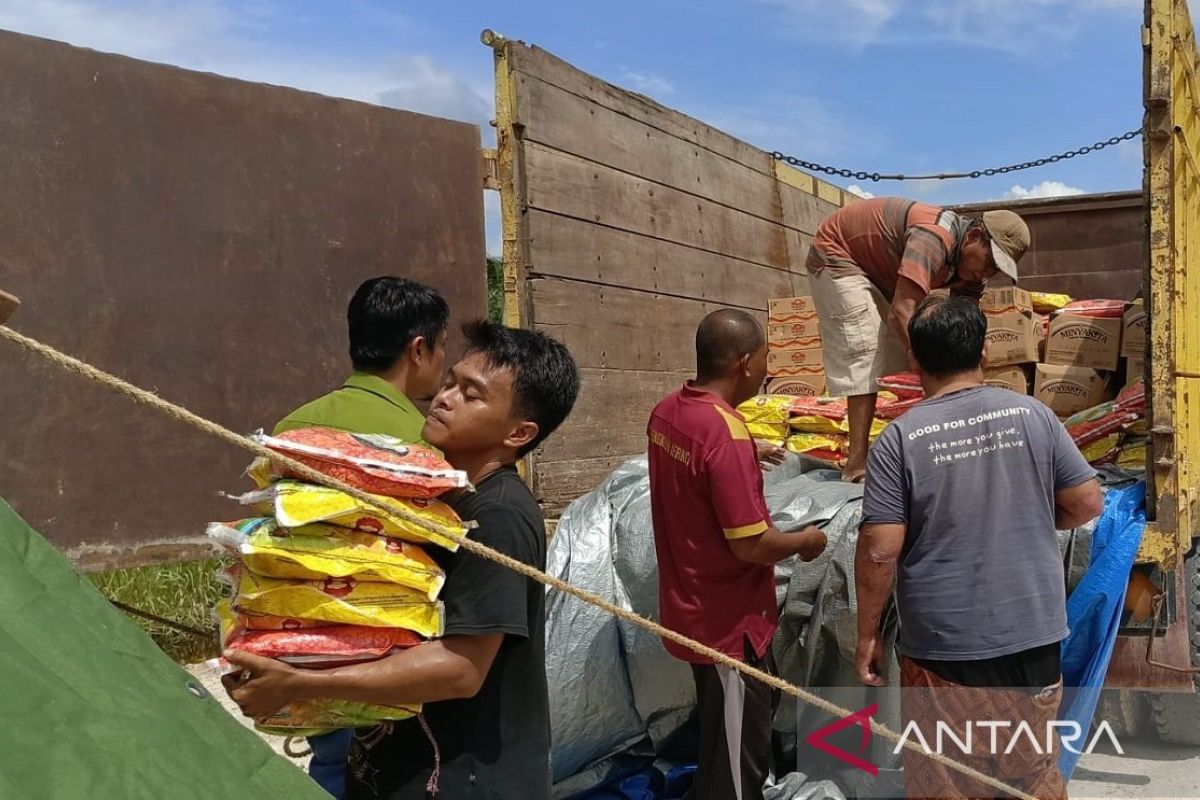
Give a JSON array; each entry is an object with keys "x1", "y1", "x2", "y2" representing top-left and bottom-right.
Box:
[{"x1": 808, "y1": 269, "x2": 910, "y2": 396}]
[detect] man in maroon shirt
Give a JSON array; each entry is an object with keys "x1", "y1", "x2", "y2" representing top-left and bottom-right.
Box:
[{"x1": 648, "y1": 309, "x2": 827, "y2": 800}]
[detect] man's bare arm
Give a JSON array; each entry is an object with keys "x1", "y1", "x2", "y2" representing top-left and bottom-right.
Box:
[
  {"x1": 1056, "y1": 478, "x2": 1105, "y2": 529},
  {"x1": 727, "y1": 524, "x2": 827, "y2": 565},
  {"x1": 887, "y1": 277, "x2": 927, "y2": 352}
]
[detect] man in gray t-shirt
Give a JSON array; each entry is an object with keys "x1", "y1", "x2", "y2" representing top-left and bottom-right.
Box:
[{"x1": 854, "y1": 294, "x2": 1103, "y2": 798}]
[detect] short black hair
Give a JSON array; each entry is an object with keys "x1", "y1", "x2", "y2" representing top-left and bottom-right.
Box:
[
  {"x1": 908, "y1": 294, "x2": 987, "y2": 377},
  {"x1": 348, "y1": 277, "x2": 449, "y2": 372},
  {"x1": 463, "y1": 320, "x2": 580, "y2": 457},
  {"x1": 695, "y1": 309, "x2": 765, "y2": 381}
]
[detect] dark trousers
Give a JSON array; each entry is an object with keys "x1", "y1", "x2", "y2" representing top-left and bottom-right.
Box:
[{"x1": 689, "y1": 647, "x2": 774, "y2": 800}]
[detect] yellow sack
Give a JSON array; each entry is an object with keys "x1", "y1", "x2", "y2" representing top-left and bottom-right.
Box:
[
  {"x1": 253, "y1": 698, "x2": 418, "y2": 736},
  {"x1": 746, "y1": 421, "x2": 789, "y2": 442},
  {"x1": 223, "y1": 566, "x2": 444, "y2": 637},
  {"x1": 786, "y1": 432, "x2": 846, "y2": 454},
  {"x1": 236, "y1": 480, "x2": 469, "y2": 551},
  {"x1": 737, "y1": 396, "x2": 795, "y2": 425},
  {"x1": 1031, "y1": 292, "x2": 1072, "y2": 313},
  {"x1": 1117, "y1": 438, "x2": 1147, "y2": 471},
  {"x1": 1126, "y1": 417, "x2": 1148, "y2": 437},
  {"x1": 208, "y1": 518, "x2": 445, "y2": 599},
  {"x1": 789, "y1": 415, "x2": 888, "y2": 439},
  {"x1": 1080, "y1": 433, "x2": 1121, "y2": 464}
]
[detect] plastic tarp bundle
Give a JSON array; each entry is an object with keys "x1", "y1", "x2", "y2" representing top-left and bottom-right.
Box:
[
  {"x1": 0, "y1": 497, "x2": 327, "y2": 799},
  {"x1": 547, "y1": 454, "x2": 1112, "y2": 799},
  {"x1": 1058, "y1": 482, "x2": 1146, "y2": 780}
]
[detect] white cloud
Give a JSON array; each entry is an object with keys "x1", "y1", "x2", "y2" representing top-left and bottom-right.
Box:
[
  {"x1": 1001, "y1": 180, "x2": 1086, "y2": 200},
  {"x1": 759, "y1": 0, "x2": 1139, "y2": 53},
  {"x1": 483, "y1": 190, "x2": 502, "y2": 257},
  {"x1": 846, "y1": 184, "x2": 876, "y2": 198},
  {"x1": 0, "y1": 0, "x2": 492, "y2": 128},
  {"x1": 620, "y1": 69, "x2": 675, "y2": 96}
]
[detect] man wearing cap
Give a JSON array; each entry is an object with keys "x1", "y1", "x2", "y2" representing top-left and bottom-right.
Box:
[{"x1": 804, "y1": 197, "x2": 1030, "y2": 481}]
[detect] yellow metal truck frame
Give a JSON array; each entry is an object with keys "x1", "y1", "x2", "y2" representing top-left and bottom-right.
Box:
[{"x1": 1142, "y1": 0, "x2": 1200, "y2": 566}]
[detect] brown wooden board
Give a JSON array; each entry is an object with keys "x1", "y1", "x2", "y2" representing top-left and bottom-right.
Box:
[
  {"x1": 954, "y1": 192, "x2": 1144, "y2": 300},
  {"x1": 516, "y1": 72, "x2": 829, "y2": 238},
  {"x1": 527, "y1": 211, "x2": 807, "y2": 308},
  {"x1": 508, "y1": 41, "x2": 769, "y2": 175},
  {"x1": 0, "y1": 31, "x2": 487, "y2": 564},
  {"x1": 531, "y1": 279, "x2": 769, "y2": 372},
  {"x1": 524, "y1": 142, "x2": 793, "y2": 269},
  {"x1": 533, "y1": 367, "x2": 690, "y2": 465}
]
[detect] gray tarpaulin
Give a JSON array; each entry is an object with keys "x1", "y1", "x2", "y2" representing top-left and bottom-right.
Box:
[{"x1": 545, "y1": 453, "x2": 1103, "y2": 798}]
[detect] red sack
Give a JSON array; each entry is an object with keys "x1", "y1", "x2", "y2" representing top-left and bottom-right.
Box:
[
  {"x1": 1116, "y1": 381, "x2": 1146, "y2": 414},
  {"x1": 224, "y1": 624, "x2": 422, "y2": 666},
  {"x1": 877, "y1": 373, "x2": 924, "y2": 400},
  {"x1": 1055, "y1": 299, "x2": 1128, "y2": 318},
  {"x1": 788, "y1": 396, "x2": 849, "y2": 421},
  {"x1": 875, "y1": 396, "x2": 923, "y2": 420},
  {"x1": 256, "y1": 428, "x2": 469, "y2": 499}
]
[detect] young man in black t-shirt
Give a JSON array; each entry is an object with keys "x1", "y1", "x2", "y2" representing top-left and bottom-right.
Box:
[{"x1": 225, "y1": 321, "x2": 580, "y2": 799}]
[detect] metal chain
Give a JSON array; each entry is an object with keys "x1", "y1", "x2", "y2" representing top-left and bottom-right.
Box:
[{"x1": 771, "y1": 129, "x2": 1141, "y2": 182}]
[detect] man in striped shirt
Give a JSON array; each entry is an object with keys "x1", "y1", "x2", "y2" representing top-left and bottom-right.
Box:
[{"x1": 805, "y1": 197, "x2": 1030, "y2": 481}]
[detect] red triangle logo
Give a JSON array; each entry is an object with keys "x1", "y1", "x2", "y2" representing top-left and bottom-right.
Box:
[{"x1": 805, "y1": 703, "x2": 879, "y2": 776}]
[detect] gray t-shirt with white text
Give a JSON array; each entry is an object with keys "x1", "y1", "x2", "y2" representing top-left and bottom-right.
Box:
[{"x1": 862, "y1": 386, "x2": 1096, "y2": 661}]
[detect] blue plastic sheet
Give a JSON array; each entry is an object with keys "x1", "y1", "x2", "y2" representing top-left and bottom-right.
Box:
[{"x1": 1059, "y1": 481, "x2": 1146, "y2": 780}]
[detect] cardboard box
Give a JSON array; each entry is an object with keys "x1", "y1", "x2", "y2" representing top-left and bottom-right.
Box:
[
  {"x1": 1045, "y1": 314, "x2": 1123, "y2": 371},
  {"x1": 1034, "y1": 364, "x2": 1113, "y2": 417},
  {"x1": 767, "y1": 347, "x2": 824, "y2": 377},
  {"x1": 766, "y1": 374, "x2": 825, "y2": 397},
  {"x1": 1125, "y1": 354, "x2": 1145, "y2": 388},
  {"x1": 768, "y1": 296, "x2": 818, "y2": 324},
  {"x1": 983, "y1": 365, "x2": 1030, "y2": 395},
  {"x1": 981, "y1": 286, "x2": 1034, "y2": 315},
  {"x1": 1122, "y1": 302, "x2": 1147, "y2": 358},
  {"x1": 768, "y1": 320, "x2": 822, "y2": 349},
  {"x1": 985, "y1": 311, "x2": 1040, "y2": 366}
]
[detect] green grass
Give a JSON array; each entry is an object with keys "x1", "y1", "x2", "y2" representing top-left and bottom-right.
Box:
[
  {"x1": 90, "y1": 558, "x2": 230, "y2": 664},
  {"x1": 487, "y1": 256, "x2": 503, "y2": 322}
]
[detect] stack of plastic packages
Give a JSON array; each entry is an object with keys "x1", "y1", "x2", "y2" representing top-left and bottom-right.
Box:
[
  {"x1": 209, "y1": 427, "x2": 471, "y2": 735},
  {"x1": 1063, "y1": 381, "x2": 1147, "y2": 469},
  {"x1": 738, "y1": 396, "x2": 795, "y2": 446}
]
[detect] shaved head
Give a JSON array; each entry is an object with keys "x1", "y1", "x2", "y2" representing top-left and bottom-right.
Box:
[{"x1": 695, "y1": 309, "x2": 766, "y2": 381}]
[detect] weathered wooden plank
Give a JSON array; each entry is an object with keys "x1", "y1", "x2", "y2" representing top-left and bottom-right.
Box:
[
  {"x1": 508, "y1": 41, "x2": 769, "y2": 175},
  {"x1": 533, "y1": 454, "x2": 640, "y2": 505},
  {"x1": 518, "y1": 72, "x2": 804, "y2": 226},
  {"x1": 779, "y1": 182, "x2": 834, "y2": 239},
  {"x1": 527, "y1": 211, "x2": 806, "y2": 307},
  {"x1": 532, "y1": 279, "x2": 768, "y2": 372},
  {"x1": 534, "y1": 366, "x2": 689, "y2": 463},
  {"x1": 525, "y1": 142, "x2": 791, "y2": 269}
]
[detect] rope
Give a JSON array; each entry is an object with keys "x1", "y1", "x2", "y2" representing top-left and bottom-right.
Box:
[
  {"x1": 107, "y1": 598, "x2": 217, "y2": 640},
  {"x1": 0, "y1": 323, "x2": 1038, "y2": 800}
]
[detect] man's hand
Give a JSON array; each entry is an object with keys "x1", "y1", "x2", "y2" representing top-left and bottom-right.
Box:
[
  {"x1": 797, "y1": 525, "x2": 827, "y2": 561},
  {"x1": 222, "y1": 650, "x2": 305, "y2": 722},
  {"x1": 855, "y1": 633, "x2": 887, "y2": 687},
  {"x1": 756, "y1": 441, "x2": 787, "y2": 470}
]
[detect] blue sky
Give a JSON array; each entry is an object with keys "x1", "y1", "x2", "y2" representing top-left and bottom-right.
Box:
[{"x1": 0, "y1": 0, "x2": 1155, "y2": 253}]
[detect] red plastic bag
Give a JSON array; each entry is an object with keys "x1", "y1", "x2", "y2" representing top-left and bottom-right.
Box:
[
  {"x1": 1055, "y1": 299, "x2": 1128, "y2": 318},
  {"x1": 1116, "y1": 381, "x2": 1146, "y2": 414},
  {"x1": 223, "y1": 621, "x2": 421, "y2": 666},
  {"x1": 875, "y1": 396, "x2": 923, "y2": 420},
  {"x1": 788, "y1": 396, "x2": 849, "y2": 421},
  {"x1": 877, "y1": 373, "x2": 924, "y2": 400},
  {"x1": 255, "y1": 428, "x2": 468, "y2": 499}
]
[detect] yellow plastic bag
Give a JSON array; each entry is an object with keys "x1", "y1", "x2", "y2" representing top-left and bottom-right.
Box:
[
  {"x1": 746, "y1": 421, "x2": 789, "y2": 442},
  {"x1": 1116, "y1": 438, "x2": 1147, "y2": 471},
  {"x1": 223, "y1": 566, "x2": 444, "y2": 637},
  {"x1": 1080, "y1": 433, "x2": 1121, "y2": 464},
  {"x1": 237, "y1": 480, "x2": 468, "y2": 551},
  {"x1": 1031, "y1": 292, "x2": 1072, "y2": 314},
  {"x1": 785, "y1": 432, "x2": 846, "y2": 454},
  {"x1": 208, "y1": 518, "x2": 445, "y2": 599},
  {"x1": 737, "y1": 396, "x2": 795, "y2": 425},
  {"x1": 789, "y1": 415, "x2": 888, "y2": 439}
]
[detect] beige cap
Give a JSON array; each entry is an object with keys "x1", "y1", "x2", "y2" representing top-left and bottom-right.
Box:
[{"x1": 982, "y1": 210, "x2": 1031, "y2": 282}]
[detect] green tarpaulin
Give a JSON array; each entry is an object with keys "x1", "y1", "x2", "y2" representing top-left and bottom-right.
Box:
[{"x1": 0, "y1": 498, "x2": 329, "y2": 799}]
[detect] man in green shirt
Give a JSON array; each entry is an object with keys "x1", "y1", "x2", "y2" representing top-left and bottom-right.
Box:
[
  {"x1": 275, "y1": 276, "x2": 449, "y2": 442},
  {"x1": 272, "y1": 275, "x2": 449, "y2": 799}
]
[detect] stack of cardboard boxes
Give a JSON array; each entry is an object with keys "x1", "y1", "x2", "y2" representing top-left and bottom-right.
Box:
[
  {"x1": 764, "y1": 296, "x2": 825, "y2": 397},
  {"x1": 975, "y1": 286, "x2": 1143, "y2": 417}
]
